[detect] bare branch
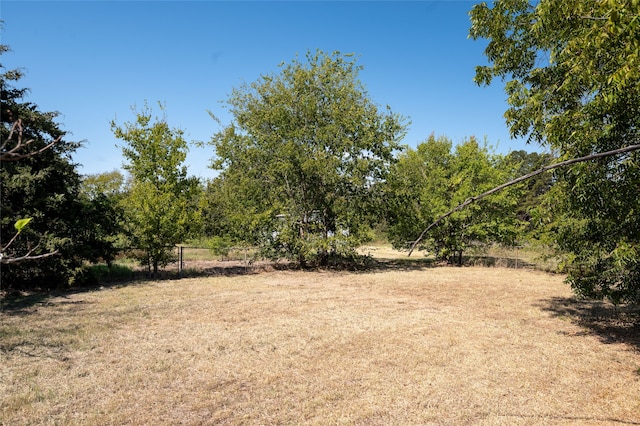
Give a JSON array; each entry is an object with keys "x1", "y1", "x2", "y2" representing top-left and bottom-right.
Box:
[
  {"x1": 1, "y1": 119, "x2": 62, "y2": 162},
  {"x1": 1, "y1": 120, "x2": 63, "y2": 264},
  {"x1": 1, "y1": 250, "x2": 60, "y2": 264},
  {"x1": 407, "y1": 144, "x2": 640, "y2": 256},
  {"x1": 0, "y1": 234, "x2": 59, "y2": 264},
  {"x1": 580, "y1": 15, "x2": 608, "y2": 21},
  {"x1": 1, "y1": 229, "x2": 23, "y2": 254}
]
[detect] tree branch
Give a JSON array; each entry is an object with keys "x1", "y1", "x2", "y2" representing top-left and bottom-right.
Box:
[
  {"x1": 408, "y1": 143, "x2": 640, "y2": 256},
  {"x1": 1, "y1": 120, "x2": 63, "y2": 264},
  {"x1": 1, "y1": 119, "x2": 62, "y2": 162},
  {"x1": 1, "y1": 228, "x2": 23, "y2": 254},
  {"x1": 1, "y1": 250, "x2": 60, "y2": 264},
  {"x1": 580, "y1": 15, "x2": 608, "y2": 21}
]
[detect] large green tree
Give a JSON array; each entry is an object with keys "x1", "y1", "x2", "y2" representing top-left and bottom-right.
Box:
[
  {"x1": 470, "y1": 0, "x2": 640, "y2": 302},
  {"x1": 386, "y1": 135, "x2": 519, "y2": 263},
  {"x1": 211, "y1": 50, "x2": 407, "y2": 266},
  {"x1": 112, "y1": 103, "x2": 201, "y2": 276}
]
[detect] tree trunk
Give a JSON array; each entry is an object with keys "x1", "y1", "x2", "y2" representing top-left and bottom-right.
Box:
[
  {"x1": 319, "y1": 212, "x2": 330, "y2": 266},
  {"x1": 298, "y1": 215, "x2": 307, "y2": 268},
  {"x1": 319, "y1": 250, "x2": 329, "y2": 267}
]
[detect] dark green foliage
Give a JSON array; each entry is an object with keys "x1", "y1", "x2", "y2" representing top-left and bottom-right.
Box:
[
  {"x1": 76, "y1": 171, "x2": 127, "y2": 268},
  {"x1": 543, "y1": 160, "x2": 640, "y2": 304},
  {"x1": 1, "y1": 45, "x2": 86, "y2": 290}
]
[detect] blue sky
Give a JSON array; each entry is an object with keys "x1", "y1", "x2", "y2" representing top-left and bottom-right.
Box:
[{"x1": 2, "y1": 1, "x2": 539, "y2": 179}]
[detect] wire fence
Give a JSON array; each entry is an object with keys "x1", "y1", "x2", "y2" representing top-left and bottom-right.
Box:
[
  {"x1": 109, "y1": 243, "x2": 559, "y2": 278},
  {"x1": 174, "y1": 245, "x2": 258, "y2": 275},
  {"x1": 107, "y1": 245, "x2": 264, "y2": 278}
]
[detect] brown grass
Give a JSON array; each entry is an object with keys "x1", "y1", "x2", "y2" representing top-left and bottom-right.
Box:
[{"x1": 2, "y1": 267, "x2": 639, "y2": 425}]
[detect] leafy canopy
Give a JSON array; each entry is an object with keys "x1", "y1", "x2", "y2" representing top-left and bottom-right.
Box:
[
  {"x1": 386, "y1": 135, "x2": 519, "y2": 263},
  {"x1": 211, "y1": 50, "x2": 408, "y2": 265},
  {"x1": 112, "y1": 102, "x2": 201, "y2": 276},
  {"x1": 470, "y1": 0, "x2": 640, "y2": 302}
]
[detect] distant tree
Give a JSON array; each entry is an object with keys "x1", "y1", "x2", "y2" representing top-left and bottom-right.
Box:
[
  {"x1": 80, "y1": 170, "x2": 125, "y2": 200},
  {"x1": 470, "y1": 0, "x2": 640, "y2": 302},
  {"x1": 211, "y1": 50, "x2": 407, "y2": 266},
  {"x1": 201, "y1": 176, "x2": 256, "y2": 245},
  {"x1": 76, "y1": 171, "x2": 127, "y2": 268},
  {"x1": 111, "y1": 103, "x2": 201, "y2": 277},
  {"x1": 503, "y1": 150, "x2": 555, "y2": 226},
  {"x1": 386, "y1": 135, "x2": 519, "y2": 264}
]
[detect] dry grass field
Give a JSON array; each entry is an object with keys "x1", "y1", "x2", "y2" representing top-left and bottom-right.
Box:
[{"x1": 2, "y1": 266, "x2": 640, "y2": 425}]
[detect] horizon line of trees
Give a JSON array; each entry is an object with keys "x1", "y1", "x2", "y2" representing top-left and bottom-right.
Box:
[
  {"x1": 2, "y1": 0, "x2": 639, "y2": 304},
  {"x1": 0, "y1": 43, "x2": 553, "y2": 288}
]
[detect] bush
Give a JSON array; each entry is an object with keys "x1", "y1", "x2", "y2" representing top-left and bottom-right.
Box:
[
  {"x1": 73, "y1": 263, "x2": 135, "y2": 286},
  {"x1": 205, "y1": 236, "x2": 234, "y2": 259}
]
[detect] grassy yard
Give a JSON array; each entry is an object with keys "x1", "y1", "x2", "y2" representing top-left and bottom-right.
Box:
[{"x1": 1, "y1": 266, "x2": 639, "y2": 425}]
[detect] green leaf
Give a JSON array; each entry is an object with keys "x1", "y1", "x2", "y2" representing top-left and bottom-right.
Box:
[{"x1": 14, "y1": 217, "x2": 33, "y2": 233}]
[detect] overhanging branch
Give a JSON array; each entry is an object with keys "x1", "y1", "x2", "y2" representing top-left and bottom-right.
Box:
[
  {"x1": 408, "y1": 143, "x2": 640, "y2": 256},
  {"x1": 1, "y1": 250, "x2": 60, "y2": 264}
]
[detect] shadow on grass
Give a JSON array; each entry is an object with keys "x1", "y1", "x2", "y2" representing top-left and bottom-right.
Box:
[
  {"x1": 144, "y1": 253, "x2": 547, "y2": 277},
  {"x1": 1, "y1": 287, "x2": 104, "y2": 316},
  {"x1": 180, "y1": 255, "x2": 441, "y2": 275},
  {"x1": 0, "y1": 268, "x2": 146, "y2": 314},
  {"x1": 0, "y1": 256, "x2": 436, "y2": 313},
  {"x1": 359, "y1": 256, "x2": 437, "y2": 272},
  {"x1": 538, "y1": 296, "x2": 640, "y2": 351},
  {"x1": 0, "y1": 291, "x2": 51, "y2": 314}
]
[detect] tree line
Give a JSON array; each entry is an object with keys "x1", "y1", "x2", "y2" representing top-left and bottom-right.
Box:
[{"x1": 2, "y1": 0, "x2": 639, "y2": 303}]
